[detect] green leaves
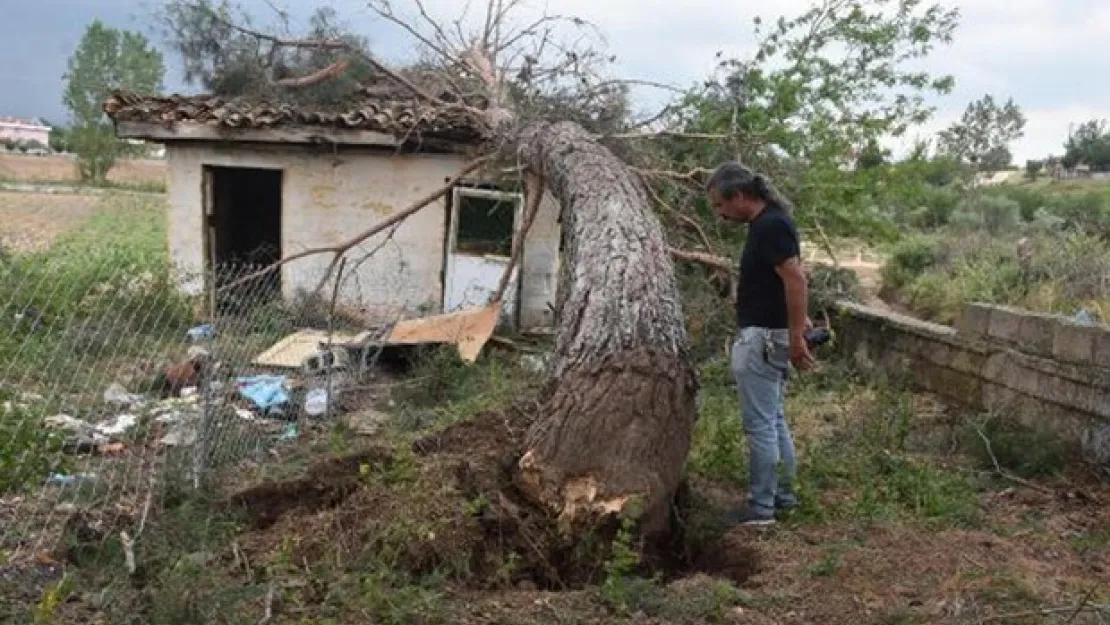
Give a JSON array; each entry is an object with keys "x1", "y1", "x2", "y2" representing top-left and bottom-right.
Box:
[{"x1": 669, "y1": 0, "x2": 960, "y2": 242}]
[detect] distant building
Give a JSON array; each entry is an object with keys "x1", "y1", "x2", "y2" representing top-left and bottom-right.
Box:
[{"x1": 0, "y1": 116, "x2": 51, "y2": 147}]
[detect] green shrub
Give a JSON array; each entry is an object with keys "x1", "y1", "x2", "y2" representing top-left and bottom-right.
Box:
[
  {"x1": 977, "y1": 195, "x2": 1021, "y2": 235},
  {"x1": 808, "y1": 264, "x2": 862, "y2": 316},
  {"x1": 0, "y1": 395, "x2": 68, "y2": 494},
  {"x1": 882, "y1": 236, "x2": 940, "y2": 289},
  {"x1": 998, "y1": 186, "x2": 1051, "y2": 222}
]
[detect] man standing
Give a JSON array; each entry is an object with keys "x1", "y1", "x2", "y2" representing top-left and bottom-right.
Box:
[{"x1": 706, "y1": 161, "x2": 814, "y2": 526}]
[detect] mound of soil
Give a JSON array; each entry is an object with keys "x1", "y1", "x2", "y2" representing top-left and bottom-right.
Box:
[{"x1": 221, "y1": 405, "x2": 761, "y2": 591}]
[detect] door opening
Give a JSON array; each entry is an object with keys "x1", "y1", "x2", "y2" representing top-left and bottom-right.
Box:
[
  {"x1": 443, "y1": 185, "x2": 523, "y2": 326},
  {"x1": 203, "y1": 165, "x2": 283, "y2": 303}
]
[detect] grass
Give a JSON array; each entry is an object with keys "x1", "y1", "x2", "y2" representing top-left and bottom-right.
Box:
[
  {"x1": 10, "y1": 344, "x2": 1104, "y2": 625},
  {"x1": 689, "y1": 357, "x2": 983, "y2": 528},
  {"x1": 2, "y1": 175, "x2": 1106, "y2": 624}
]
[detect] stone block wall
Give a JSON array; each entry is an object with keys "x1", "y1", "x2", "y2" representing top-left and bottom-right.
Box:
[{"x1": 835, "y1": 301, "x2": 1110, "y2": 468}]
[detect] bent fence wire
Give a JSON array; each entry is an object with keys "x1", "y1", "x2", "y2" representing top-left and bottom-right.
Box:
[{"x1": 0, "y1": 256, "x2": 411, "y2": 602}]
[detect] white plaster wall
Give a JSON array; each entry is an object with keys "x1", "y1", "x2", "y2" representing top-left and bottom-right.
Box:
[
  {"x1": 164, "y1": 143, "x2": 562, "y2": 327},
  {"x1": 518, "y1": 191, "x2": 561, "y2": 329}
]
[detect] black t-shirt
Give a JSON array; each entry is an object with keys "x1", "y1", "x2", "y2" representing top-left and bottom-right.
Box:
[{"x1": 736, "y1": 207, "x2": 801, "y2": 329}]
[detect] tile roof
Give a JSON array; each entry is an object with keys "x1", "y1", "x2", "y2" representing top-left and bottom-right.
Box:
[{"x1": 102, "y1": 80, "x2": 488, "y2": 145}]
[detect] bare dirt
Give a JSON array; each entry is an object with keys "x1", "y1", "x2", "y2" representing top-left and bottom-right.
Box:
[
  {"x1": 0, "y1": 191, "x2": 101, "y2": 252},
  {"x1": 0, "y1": 154, "x2": 166, "y2": 185}
]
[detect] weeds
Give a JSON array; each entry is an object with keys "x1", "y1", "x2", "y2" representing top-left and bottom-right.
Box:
[
  {"x1": 390, "y1": 345, "x2": 543, "y2": 431},
  {"x1": 882, "y1": 185, "x2": 1110, "y2": 323},
  {"x1": 965, "y1": 415, "x2": 1067, "y2": 480}
]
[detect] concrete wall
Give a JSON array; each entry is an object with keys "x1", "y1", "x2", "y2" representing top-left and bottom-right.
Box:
[
  {"x1": 836, "y1": 301, "x2": 1110, "y2": 467},
  {"x1": 165, "y1": 143, "x2": 561, "y2": 326},
  {"x1": 519, "y1": 192, "x2": 561, "y2": 329}
]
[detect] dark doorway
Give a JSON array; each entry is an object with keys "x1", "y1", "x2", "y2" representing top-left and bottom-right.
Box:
[{"x1": 204, "y1": 165, "x2": 282, "y2": 297}]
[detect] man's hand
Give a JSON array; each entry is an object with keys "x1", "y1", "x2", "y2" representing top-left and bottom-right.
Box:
[
  {"x1": 789, "y1": 333, "x2": 816, "y2": 371},
  {"x1": 805, "y1": 316, "x2": 814, "y2": 331}
]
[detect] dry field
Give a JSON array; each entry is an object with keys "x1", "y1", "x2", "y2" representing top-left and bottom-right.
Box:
[
  {"x1": 0, "y1": 153, "x2": 166, "y2": 186},
  {"x1": 0, "y1": 191, "x2": 104, "y2": 253}
]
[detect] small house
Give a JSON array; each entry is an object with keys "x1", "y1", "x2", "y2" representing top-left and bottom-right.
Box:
[
  {"x1": 0, "y1": 116, "x2": 51, "y2": 148},
  {"x1": 103, "y1": 85, "x2": 561, "y2": 331}
]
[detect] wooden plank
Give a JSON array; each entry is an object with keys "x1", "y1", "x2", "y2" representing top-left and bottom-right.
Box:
[{"x1": 253, "y1": 328, "x2": 372, "y2": 368}]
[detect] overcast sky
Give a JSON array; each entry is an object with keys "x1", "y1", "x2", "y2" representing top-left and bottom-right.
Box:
[{"x1": 1, "y1": 0, "x2": 1106, "y2": 162}]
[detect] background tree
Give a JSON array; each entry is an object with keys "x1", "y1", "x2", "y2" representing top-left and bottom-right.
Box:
[
  {"x1": 63, "y1": 20, "x2": 164, "y2": 181},
  {"x1": 1061, "y1": 119, "x2": 1110, "y2": 171},
  {"x1": 936, "y1": 94, "x2": 1025, "y2": 174},
  {"x1": 1024, "y1": 159, "x2": 1044, "y2": 182}
]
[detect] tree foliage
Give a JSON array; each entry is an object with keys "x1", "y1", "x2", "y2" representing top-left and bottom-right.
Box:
[
  {"x1": 657, "y1": 0, "x2": 960, "y2": 244},
  {"x1": 161, "y1": 1, "x2": 375, "y2": 107},
  {"x1": 1061, "y1": 119, "x2": 1110, "y2": 171},
  {"x1": 63, "y1": 20, "x2": 164, "y2": 181},
  {"x1": 936, "y1": 94, "x2": 1025, "y2": 172}
]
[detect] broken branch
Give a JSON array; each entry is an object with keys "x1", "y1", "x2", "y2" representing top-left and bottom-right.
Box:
[
  {"x1": 668, "y1": 247, "x2": 734, "y2": 274},
  {"x1": 972, "y1": 420, "x2": 1055, "y2": 495},
  {"x1": 633, "y1": 166, "x2": 715, "y2": 183},
  {"x1": 219, "y1": 156, "x2": 491, "y2": 292},
  {"x1": 640, "y1": 172, "x2": 715, "y2": 253},
  {"x1": 188, "y1": 0, "x2": 447, "y2": 105},
  {"x1": 605, "y1": 131, "x2": 733, "y2": 141},
  {"x1": 274, "y1": 57, "x2": 353, "y2": 88},
  {"x1": 120, "y1": 531, "x2": 137, "y2": 575}
]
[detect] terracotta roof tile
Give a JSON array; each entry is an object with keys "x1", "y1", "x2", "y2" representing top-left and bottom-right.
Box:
[{"x1": 103, "y1": 83, "x2": 487, "y2": 145}]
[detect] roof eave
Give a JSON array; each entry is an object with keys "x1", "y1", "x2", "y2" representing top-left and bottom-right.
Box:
[{"x1": 114, "y1": 120, "x2": 481, "y2": 152}]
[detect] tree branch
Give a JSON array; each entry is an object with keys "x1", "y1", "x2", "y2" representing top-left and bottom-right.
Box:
[
  {"x1": 641, "y1": 175, "x2": 715, "y2": 253},
  {"x1": 218, "y1": 156, "x2": 491, "y2": 293},
  {"x1": 669, "y1": 247, "x2": 733, "y2": 273},
  {"x1": 604, "y1": 131, "x2": 734, "y2": 140},
  {"x1": 188, "y1": 0, "x2": 449, "y2": 105}
]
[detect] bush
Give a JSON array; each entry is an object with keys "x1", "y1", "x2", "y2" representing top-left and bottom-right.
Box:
[
  {"x1": 882, "y1": 236, "x2": 940, "y2": 290},
  {"x1": 1046, "y1": 191, "x2": 1110, "y2": 238},
  {"x1": 978, "y1": 195, "x2": 1021, "y2": 235},
  {"x1": 808, "y1": 264, "x2": 862, "y2": 316}
]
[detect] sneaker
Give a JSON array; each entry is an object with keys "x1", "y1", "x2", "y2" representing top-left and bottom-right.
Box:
[
  {"x1": 724, "y1": 506, "x2": 776, "y2": 527},
  {"x1": 774, "y1": 498, "x2": 798, "y2": 514}
]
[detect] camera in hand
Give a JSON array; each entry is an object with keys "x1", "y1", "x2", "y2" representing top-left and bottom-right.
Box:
[{"x1": 804, "y1": 327, "x2": 832, "y2": 349}]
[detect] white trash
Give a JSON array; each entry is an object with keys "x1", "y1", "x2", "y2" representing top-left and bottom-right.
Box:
[{"x1": 304, "y1": 388, "x2": 330, "y2": 417}]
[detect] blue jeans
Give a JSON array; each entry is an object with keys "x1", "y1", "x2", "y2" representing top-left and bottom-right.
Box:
[{"x1": 730, "y1": 327, "x2": 798, "y2": 515}]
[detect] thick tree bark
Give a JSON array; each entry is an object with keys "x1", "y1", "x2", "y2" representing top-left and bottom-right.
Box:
[{"x1": 514, "y1": 121, "x2": 699, "y2": 537}]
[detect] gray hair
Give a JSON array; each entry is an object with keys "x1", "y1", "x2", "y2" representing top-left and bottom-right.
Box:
[{"x1": 705, "y1": 161, "x2": 794, "y2": 215}]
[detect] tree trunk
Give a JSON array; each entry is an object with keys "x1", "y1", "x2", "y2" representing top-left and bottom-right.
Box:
[{"x1": 514, "y1": 121, "x2": 699, "y2": 537}]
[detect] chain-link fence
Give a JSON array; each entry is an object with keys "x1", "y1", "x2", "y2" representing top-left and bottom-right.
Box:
[{"x1": 0, "y1": 254, "x2": 431, "y2": 607}]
